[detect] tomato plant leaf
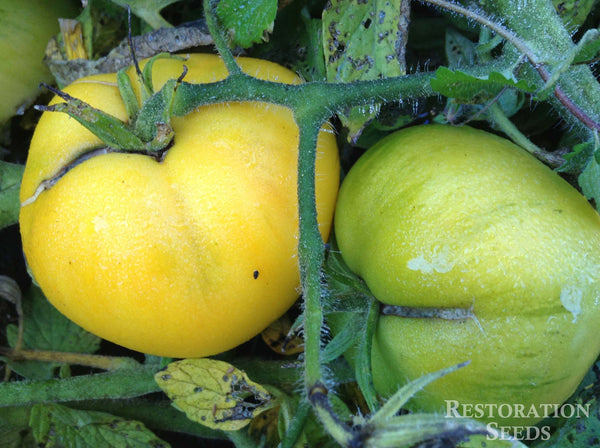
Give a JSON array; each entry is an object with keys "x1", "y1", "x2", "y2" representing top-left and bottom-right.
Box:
[
  {"x1": 29, "y1": 403, "x2": 170, "y2": 447},
  {"x1": 552, "y1": 0, "x2": 597, "y2": 31},
  {"x1": 0, "y1": 406, "x2": 35, "y2": 448},
  {"x1": 297, "y1": 10, "x2": 327, "y2": 81},
  {"x1": 322, "y1": 0, "x2": 406, "y2": 82},
  {"x1": 0, "y1": 161, "x2": 24, "y2": 230},
  {"x1": 155, "y1": 358, "x2": 273, "y2": 430},
  {"x1": 430, "y1": 67, "x2": 536, "y2": 104},
  {"x1": 322, "y1": 0, "x2": 408, "y2": 141},
  {"x1": 578, "y1": 156, "x2": 600, "y2": 209},
  {"x1": 354, "y1": 296, "x2": 379, "y2": 413},
  {"x1": 445, "y1": 28, "x2": 476, "y2": 68},
  {"x1": 215, "y1": 0, "x2": 277, "y2": 49},
  {"x1": 367, "y1": 413, "x2": 512, "y2": 447},
  {"x1": 532, "y1": 401, "x2": 600, "y2": 447},
  {"x1": 5, "y1": 285, "x2": 101, "y2": 380},
  {"x1": 322, "y1": 312, "x2": 362, "y2": 363},
  {"x1": 248, "y1": 406, "x2": 280, "y2": 447},
  {"x1": 573, "y1": 29, "x2": 600, "y2": 64},
  {"x1": 371, "y1": 362, "x2": 470, "y2": 425},
  {"x1": 557, "y1": 141, "x2": 595, "y2": 174}
]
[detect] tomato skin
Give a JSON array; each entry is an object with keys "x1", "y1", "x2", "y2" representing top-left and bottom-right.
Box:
[
  {"x1": 19, "y1": 54, "x2": 340, "y2": 358},
  {"x1": 333, "y1": 124, "x2": 600, "y2": 426}
]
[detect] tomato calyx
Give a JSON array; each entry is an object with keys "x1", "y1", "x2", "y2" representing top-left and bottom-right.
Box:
[{"x1": 35, "y1": 53, "x2": 186, "y2": 155}]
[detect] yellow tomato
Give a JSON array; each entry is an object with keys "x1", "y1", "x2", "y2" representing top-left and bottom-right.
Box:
[
  {"x1": 333, "y1": 124, "x2": 600, "y2": 426},
  {"x1": 19, "y1": 54, "x2": 340, "y2": 358}
]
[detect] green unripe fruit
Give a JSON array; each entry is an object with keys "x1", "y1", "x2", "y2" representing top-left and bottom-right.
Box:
[
  {"x1": 0, "y1": 0, "x2": 77, "y2": 123},
  {"x1": 333, "y1": 124, "x2": 600, "y2": 427}
]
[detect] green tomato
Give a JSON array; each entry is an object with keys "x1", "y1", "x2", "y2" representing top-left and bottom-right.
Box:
[
  {"x1": 333, "y1": 124, "x2": 600, "y2": 427},
  {"x1": 0, "y1": 0, "x2": 77, "y2": 123}
]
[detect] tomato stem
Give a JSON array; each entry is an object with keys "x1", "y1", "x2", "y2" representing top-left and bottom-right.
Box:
[
  {"x1": 421, "y1": 0, "x2": 600, "y2": 134},
  {"x1": 0, "y1": 365, "x2": 161, "y2": 407},
  {"x1": 0, "y1": 347, "x2": 140, "y2": 371},
  {"x1": 203, "y1": 0, "x2": 242, "y2": 76}
]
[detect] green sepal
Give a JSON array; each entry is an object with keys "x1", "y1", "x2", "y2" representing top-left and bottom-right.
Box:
[
  {"x1": 36, "y1": 85, "x2": 145, "y2": 151},
  {"x1": 133, "y1": 78, "x2": 179, "y2": 151},
  {"x1": 134, "y1": 52, "x2": 182, "y2": 104},
  {"x1": 38, "y1": 52, "x2": 186, "y2": 153},
  {"x1": 117, "y1": 69, "x2": 140, "y2": 122}
]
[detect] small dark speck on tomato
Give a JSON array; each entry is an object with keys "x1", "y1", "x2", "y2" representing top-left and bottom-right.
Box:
[{"x1": 253, "y1": 270, "x2": 259, "y2": 279}]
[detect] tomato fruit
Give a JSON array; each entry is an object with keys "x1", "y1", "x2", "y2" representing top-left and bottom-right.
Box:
[
  {"x1": 19, "y1": 54, "x2": 340, "y2": 358},
  {"x1": 0, "y1": 0, "x2": 77, "y2": 123},
  {"x1": 333, "y1": 124, "x2": 600, "y2": 426}
]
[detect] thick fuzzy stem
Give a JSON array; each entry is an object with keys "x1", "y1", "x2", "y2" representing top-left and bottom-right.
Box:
[
  {"x1": 423, "y1": 0, "x2": 600, "y2": 134},
  {"x1": 295, "y1": 116, "x2": 325, "y2": 390},
  {"x1": 488, "y1": 0, "x2": 600, "y2": 134}
]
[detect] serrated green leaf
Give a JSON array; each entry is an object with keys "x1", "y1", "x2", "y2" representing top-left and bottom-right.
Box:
[
  {"x1": 322, "y1": 0, "x2": 407, "y2": 141},
  {"x1": 0, "y1": 161, "x2": 24, "y2": 230},
  {"x1": 155, "y1": 358, "x2": 273, "y2": 431},
  {"x1": 557, "y1": 141, "x2": 595, "y2": 174},
  {"x1": 216, "y1": 0, "x2": 277, "y2": 48},
  {"x1": 5, "y1": 285, "x2": 101, "y2": 380},
  {"x1": 30, "y1": 403, "x2": 170, "y2": 448},
  {"x1": 8, "y1": 285, "x2": 101, "y2": 353},
  {"x1": 431, "y1": 67, "x2": 536, "y2": 104}
]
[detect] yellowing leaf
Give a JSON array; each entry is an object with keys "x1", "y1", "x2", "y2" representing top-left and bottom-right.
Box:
[
  {"x1": 248, "y1": 406, "x2": 280, "y2": 447},
  {"x1": 155, "y1": 359, "x2": 272, "y2": 431},
  {"x1": 59, "y1": 19, "x2": 87, "y2": 60}
]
